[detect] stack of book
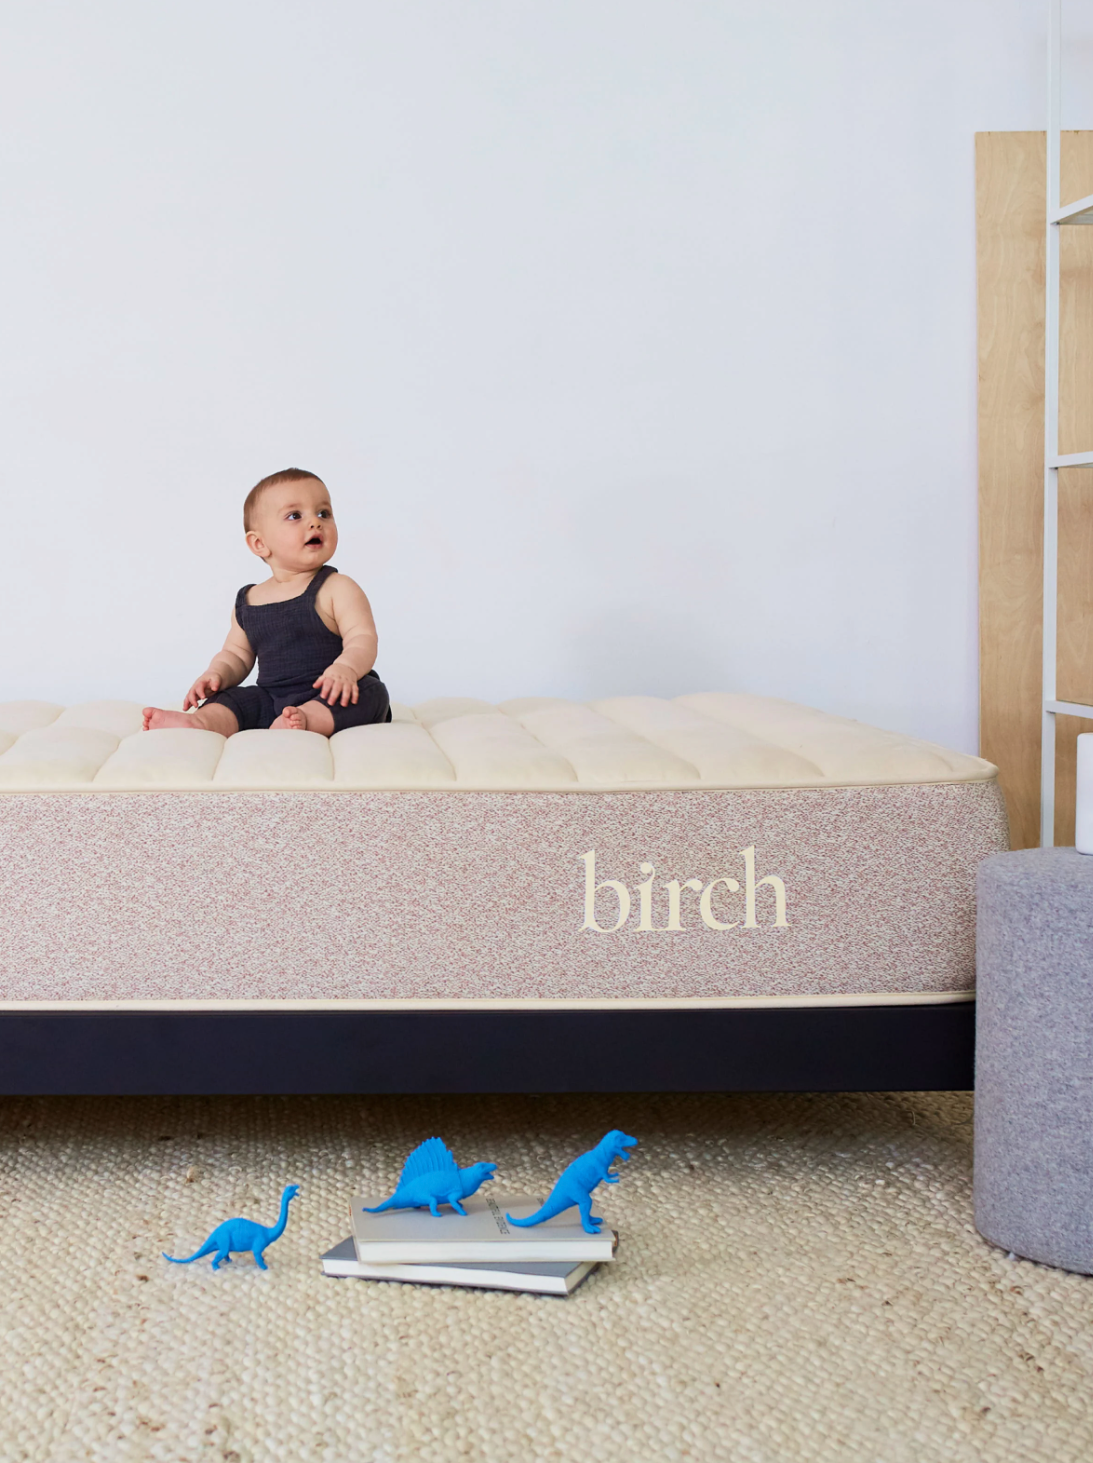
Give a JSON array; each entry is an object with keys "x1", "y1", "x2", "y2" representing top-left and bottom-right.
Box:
[{"x1": 322, "y1": 1190, "x2": 616, "y2": 1296}]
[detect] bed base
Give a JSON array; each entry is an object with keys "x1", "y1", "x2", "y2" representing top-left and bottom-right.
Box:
[{"x1": 0, "y1": 1003, "x2": 973, "y2": 1095}]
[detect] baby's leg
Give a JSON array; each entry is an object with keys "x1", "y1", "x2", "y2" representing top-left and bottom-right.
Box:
[
  {"x1": 142, "y1": 704, "x2": 239, "y2": 735},
  {"x1": 326, "y1": 674, "x2": 391, "y2": 731},
  {"x1": 270, "y1": 701, "x2": 335, "y2": 735}
]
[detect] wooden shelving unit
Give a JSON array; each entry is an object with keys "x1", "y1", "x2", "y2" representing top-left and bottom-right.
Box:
[{"x1": 977, "y1": 110, "x2": 1093, "y2": 848}]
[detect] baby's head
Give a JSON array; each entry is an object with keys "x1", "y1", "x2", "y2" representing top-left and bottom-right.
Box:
[{"x1": 243, "y1": 468, "x2": 337, "y2": 572}]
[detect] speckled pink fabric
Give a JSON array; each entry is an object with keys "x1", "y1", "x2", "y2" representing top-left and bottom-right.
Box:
[{"x1": 0, "y1": 781, "x2": 1008, "y2": 1003}]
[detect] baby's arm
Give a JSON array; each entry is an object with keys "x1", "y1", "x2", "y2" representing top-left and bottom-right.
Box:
[
  {"x1": 183, "y1": 609, "x2": 256, "y2": 710},
  {"x1": 313, "y1": 575, "x2": 378, "y2": 707}
]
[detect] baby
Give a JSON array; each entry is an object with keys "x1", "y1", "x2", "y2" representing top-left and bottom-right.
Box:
[{"x1": 142, "y1": 468, "x2": 390, "y2": 736}]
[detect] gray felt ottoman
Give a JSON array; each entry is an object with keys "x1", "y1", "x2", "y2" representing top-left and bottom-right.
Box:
[{"x1": 974, "y1": 848, "x2": 1093, "y2": 1272}]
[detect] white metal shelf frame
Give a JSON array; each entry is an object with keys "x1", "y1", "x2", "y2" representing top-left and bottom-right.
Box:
[{"x1": 1040, "y1": 0, "x2": 1093, "y2": 845}]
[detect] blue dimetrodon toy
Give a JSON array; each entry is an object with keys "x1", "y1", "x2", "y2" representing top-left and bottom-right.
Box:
[
  {"x1": 507, "y1": 1130, "x2": 638, "y2": 1234},
  {"x1": 364, "y1": 1137, "x2": 497, "y2": 1217},
  {"x1": 163, "y1": 1183, "x2": 300, "y2": 1270}
]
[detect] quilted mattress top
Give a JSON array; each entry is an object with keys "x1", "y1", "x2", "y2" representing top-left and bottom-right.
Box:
[{"x1": 0, "y1": 693, "x2": 996, "y2": 792}]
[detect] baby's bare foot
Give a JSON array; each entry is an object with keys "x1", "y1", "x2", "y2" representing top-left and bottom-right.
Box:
[
  {"x1": 143, "y1": 707, "x2": 200, "y2": 732},
  {"x1": 271, "y1": 705, "x2": 309, "y2": 731}
]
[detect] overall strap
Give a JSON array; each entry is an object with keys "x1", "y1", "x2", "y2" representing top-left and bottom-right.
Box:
[
  {"x1": 235, "y1": 584, "x2": 256, "y2": 616},
  {"x1": 305, "y1": 564, "x2": 337, "y2": 601}
]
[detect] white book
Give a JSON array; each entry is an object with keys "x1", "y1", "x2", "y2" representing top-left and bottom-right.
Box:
[
  {"x1": 350, "y1": 1190, "x2": 617, "y2": 1263},
  {"x1": 321, "y1": 1237, "x2": 599, "y2": 1296}
]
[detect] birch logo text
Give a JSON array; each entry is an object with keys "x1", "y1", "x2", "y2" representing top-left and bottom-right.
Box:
[{"x1": 581, "y1": 847, "x2": 789, "y2": 932}]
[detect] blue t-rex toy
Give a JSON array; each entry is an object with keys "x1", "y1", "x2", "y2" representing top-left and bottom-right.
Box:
[
  {"x1": 506, "y1": 1130, "x2": 638, "y2": 1234},
  {"x1": 163, "y1": 1184, "x2": 299, "y2": 1270},
  {"x1": 363, "y1": 1137, "x2": 497, "y2": 1218}
]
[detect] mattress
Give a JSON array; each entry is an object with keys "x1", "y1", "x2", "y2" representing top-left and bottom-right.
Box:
[{"x1": 0, "y1": 694, "x2": 1007, "y2": 1009}]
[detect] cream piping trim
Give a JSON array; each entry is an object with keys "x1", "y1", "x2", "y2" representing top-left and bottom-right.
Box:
[
  {"x1": 0, "y1": 991, "x2": 975, "y2": 1013},
  {"x1": 0, "y1": 775, "x2": 997, "y2": 795}
]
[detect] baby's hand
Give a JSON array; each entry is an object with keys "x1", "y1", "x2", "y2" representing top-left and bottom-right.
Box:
[
  {"x1": 183, "y1": 673, "x2": 221, "y2": 710},
  {"x1": 314, "y1": 663, "x2": 359, "y2": 707}
]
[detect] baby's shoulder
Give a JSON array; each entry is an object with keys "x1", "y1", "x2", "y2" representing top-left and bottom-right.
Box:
[
  {"x1": 320, "y1": 570, "x2": 365, "y2": 601},
  {"x1": 317, "y1": 571, "x2": 373, "y2": 630}
]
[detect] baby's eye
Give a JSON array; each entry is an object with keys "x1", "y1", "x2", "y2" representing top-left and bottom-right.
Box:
[
  {"x1": 286, "y1": 511, "x2": 301, "y2": 520},
  {"x1": 318, "y1": 509, "x2": 331, "y2": 518}
]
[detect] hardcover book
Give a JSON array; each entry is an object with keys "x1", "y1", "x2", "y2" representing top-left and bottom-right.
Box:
[
  {"x1": 321, "y1": 1237, "x2": 598, "y2": 1295},
  {"x1": 350, "y1": 1191, "x2": 617, "y2": 1263}
]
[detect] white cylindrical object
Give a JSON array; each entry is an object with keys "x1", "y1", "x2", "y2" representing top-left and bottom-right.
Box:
[{"x1": 1075, "y1": 733, "x2": 1093, "y2": 853}]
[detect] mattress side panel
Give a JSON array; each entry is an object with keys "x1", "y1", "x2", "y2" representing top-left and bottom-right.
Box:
[{"x1": 0, "y1": 784, "x2": 1008, "y2": 1002}]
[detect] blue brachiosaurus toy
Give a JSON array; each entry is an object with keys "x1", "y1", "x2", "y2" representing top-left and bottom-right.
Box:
[
  {"x1": 506, "y1": 1130, "x2": 638, "y2": 1234},
  {"x1": 163, "y1": 1184, "x2": 300, "y2": 1270},
  {"x1": 363, "y1": 1138, "x2": 497, "y2": 1217}
]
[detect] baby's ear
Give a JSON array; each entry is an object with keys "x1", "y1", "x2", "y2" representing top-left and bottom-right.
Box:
[{"x1": 245, "y1": 530, "x2": 271, "y2": 560}]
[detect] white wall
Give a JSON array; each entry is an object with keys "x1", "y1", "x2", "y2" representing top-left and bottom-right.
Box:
[{"x1": 1, "y1": 0, "x2": 1090, "y2": 749}]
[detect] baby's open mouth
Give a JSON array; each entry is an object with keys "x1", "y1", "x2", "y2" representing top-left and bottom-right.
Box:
[{"x1": 305, "y1": 535, "x2": 322, "y2": 545}]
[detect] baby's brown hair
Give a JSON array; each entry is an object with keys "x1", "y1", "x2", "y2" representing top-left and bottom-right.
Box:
[{"x1": 244, "y1": 468, "x2": 325, "y2": 532}]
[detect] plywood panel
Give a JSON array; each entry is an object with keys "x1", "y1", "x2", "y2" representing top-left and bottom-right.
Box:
[
  {"x1": 977, "y1": 132, "x2": 1045, "y2": 849},
  {"x1": 977, "y1": 131, "x2": 1093, "y2": 849}
]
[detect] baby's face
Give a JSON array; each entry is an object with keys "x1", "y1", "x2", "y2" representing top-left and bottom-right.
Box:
[{"x1": 248, "y1": 480, "x2": 338, "y2": 571}]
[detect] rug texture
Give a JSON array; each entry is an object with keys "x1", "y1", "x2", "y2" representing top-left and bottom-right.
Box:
[{"x1": 0, "y1": 1090, "x2": 1089, "y2": 1463}]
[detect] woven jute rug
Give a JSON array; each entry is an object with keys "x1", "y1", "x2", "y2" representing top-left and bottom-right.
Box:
[{"x1": 0, "y1": 1089, "x2": 1089, "y2": 1463}]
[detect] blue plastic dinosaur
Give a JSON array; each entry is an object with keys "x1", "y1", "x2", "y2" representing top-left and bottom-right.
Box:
[
  {"x1": 363, "y1": 1137, "x2": 497, "y2": 1217},
  {"x1": 506, "y1": 1130, "x2": 638, "y2": 1234},
  {"x1": 163, "y1": 1184, "x2": 300, "y2": 1270}
]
